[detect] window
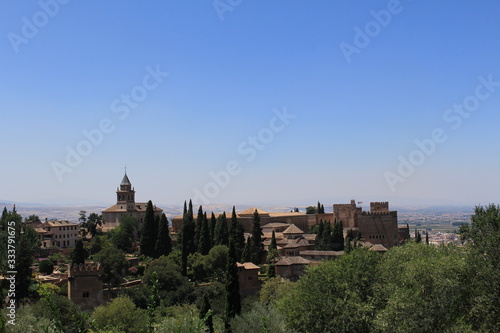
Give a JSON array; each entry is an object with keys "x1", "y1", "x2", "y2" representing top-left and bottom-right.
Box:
[
  {"x1": 82, "y1": 291, "x2": 90, "y2": 298},
  {"x1": 248, "y1": 276, "x2": 253, "y2": 281}
]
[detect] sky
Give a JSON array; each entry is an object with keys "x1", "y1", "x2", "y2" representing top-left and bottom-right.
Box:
[{"x1": 0, "y1": 0, "x2": 499, "y2": 208}]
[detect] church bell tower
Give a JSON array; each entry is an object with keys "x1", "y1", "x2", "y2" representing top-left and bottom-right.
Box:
[{"x1": 116, "y1": 170, "x2": 135, "y2": 211}]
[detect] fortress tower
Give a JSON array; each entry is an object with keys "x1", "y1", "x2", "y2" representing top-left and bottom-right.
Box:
[{"x1": 67, "y1": 263, "x2": 104, "y2": 311}]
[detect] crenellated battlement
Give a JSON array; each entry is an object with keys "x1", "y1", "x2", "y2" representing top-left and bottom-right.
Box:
[
  {"x1": 68, "y1": 263, "x2": 102, "y2": 276},
  {"x1": 361, "y1": 210, "x2": 396, "y2": 216}
]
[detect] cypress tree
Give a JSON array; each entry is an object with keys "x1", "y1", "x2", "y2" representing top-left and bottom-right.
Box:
[
  {"x1": 181, "y1": 201, "x2": 194, "y2": 276},
  {"x1": 317, "y1": 201, "x2": 321, "y2": 214},
  {"x1": 324, "y1": 221, "x2": 334, "y2": 250},
  {"x1": 270, "y1": 230, "x2": 277, "y2": 251},
  {"x1": 71, "y1": 239, "x2": 87, "y2": 265},
  {"x1": 321, "y1": 204, "x2": 325, "y2": 214},
  {"x1": 155, "y1": 213, "x2": 172, "y2": 258},
  {"x1": 200, "y1": 293, "x2": 214, "y2": 333},
  {"x1": 315, "y1": 220, "x2": 325, "y2": 250},
  {"x1": 177, "y1": 201, "x2": 187, "y2": 249},
  {"x1": 194, "y1": 205, "x2": 204, "y2": 253},
  {"x1": 242, "y1": 236, "x2": 251, "y2": 262},
  {"x1": 250, "y1": 210, "x2": 264, "y2": 265},
  {"x1": 210, "y1": 212, "x2": 216, "y2": 248},
  {"x1": 199, "y1": 213, "x2": 211, "y2": 255},
  {"x1": 415, "y1": 229, "x2": 422, "y2": 243},
  {"x1": 225, "y1": 240, "x2": 241, "y2": 329},
  {"x1": 425, "y1": 231, "x2": 429, "y2": 245},
  {"x1": 229, "y1": 206, "x2": 245, "y2": 262},
  {"x1": 214, "y1": 212, "x2": 229, "y2": 246},
  {"x1": 332, "y1": 220, "x2": 344, "y2": 251},
  {"x1": 140, "y1": 200, "x2": 158, "y2": 257}
]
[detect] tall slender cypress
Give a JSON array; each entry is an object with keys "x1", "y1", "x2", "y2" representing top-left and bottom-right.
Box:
[
  {"x1": 225, "y1": 240, "x2": 241, "y2": 329},
  {"x1": 210, "y1": 212, "x2": 216, "y2": 248},
  {"x1": 140, "y1": 200, "x2": 157, "y2": 257},
  {"x1": 214, "y1": 212, "x2": 229, "y2": 246},
  {"x1": 155, "y1": 213, "x2": 172, "y2": 258},
  {"x1": 229, "y1": 206, "x2": 245, "y2": 262},
  {"x1": 199, "y1": 213, "x2": 211, "y2": 255},
  {"x1": 195, "y1": 205, "x2": 204, "y2": 252},
  {"x1": 250, "y1": 210, "x2": 264, "y2": 265}
]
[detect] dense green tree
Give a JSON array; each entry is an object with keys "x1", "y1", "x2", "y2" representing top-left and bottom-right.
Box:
[
  {"x1": 250, "y1": 210, "x2": 264, "y2": 265},
  {"x1": 225, "y1": 240, "x2": 241, "y2": 330},
  {"x1": 92, "y1": 296, "x2": 149, "y2": 333},
  {"x1": 305, "y1": 206, "x2": 318, "y2": 214},
  {"x1": 260, "y1": 277, "x2": 295, "y2": 306},
  {"x1": 204, "y1": 245, "x2": 229, "y2": 281},
  {"x1": 14, "y1": 221, "x2": 40, "y2": 299},
  {"x1": 39, "y1": 259, "x2": 54, "y2": 275},
  {"x1": 229, "y1": 206, "x2": 245, "y2": 261},
  {"x1": 331, "y1": 220, "x2": 344, "y2": 251},
  {"x1": 140, "y1": 200, "x2": 158, "y2": 257},
  {"x1": 278, "y1": 248, "x2": 379, "y2": 333},
  {"x1": 155, "y1": 213, "x2": 172, "y2": 258},
  {"x1": 94, "y1": 245, "x2": 128, "y2": 287},
  {"x1": 230, "y1": 303, "x2": 293, "y2": 333},
  {"x1": 200, "y1": 293, "x2": 214, "y2": 333},
  {"x1": 214, "y1": 212, "x2": 229, "y2": 246},
  {"x1": 198, "y1": 213, "x2": 211, "y2": 255},
  {"x1": 143, "y1": 256, "x2": 194, "y2": 305},
  {"x1": 374, "y1": 242, "x2": 470, "y2": 333},
  {"x1": 110, "y1": 214, "x2": 138, "y2": 252},
  {"x1": 71, "y1": 239, "x2": 87, "y2": 265},
  {"x1": 23, "y1": 287, "x2": 89, "y2": 332},
  {"x1": 84, "y1": 212, "x2": 103, "y2": 237},
  {"x1": 459, "y1": 204, "x2": 500, "y2": 332}
]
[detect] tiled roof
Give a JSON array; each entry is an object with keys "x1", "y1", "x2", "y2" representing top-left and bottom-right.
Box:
[
  {"x1": 282, "y1": 224, "x2": 304, "y2": 234},
  {"x1": 262, "y1": 222, "x2": 290, "y2": 229},
  {"x1": 102, "y1": 203, "x2": 163, "y2": 213},
  {"x1": 237, "y1": 262, "x2": 260, "y2": 270},
  {"x1": 275, "y1": 256, "x2": 311, "y2": 266},
  {"x1": 370, "y1": 244, "x2": 388, "y2": 252},
  {"x1": 46, "y1": 220, "x2": 78, "y2": 227},
  {"x1": 238, "y1": 208, "x2": 269, "y2": 215},
  {"x1": 299, "y1": 250, "x2": 344, "y2": 257}
]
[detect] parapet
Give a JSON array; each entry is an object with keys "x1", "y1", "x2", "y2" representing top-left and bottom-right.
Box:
[
  {"x1": 68, "y1": 263, "x2": 102, "y2": 277},
  {"x1": 370, "y1": 202, "x2": 389, "y2": 213}
]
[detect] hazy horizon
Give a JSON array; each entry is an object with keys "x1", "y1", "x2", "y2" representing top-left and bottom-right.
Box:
[{"x1": 1, "y1": 2, "x2": 499, "y2": 208}]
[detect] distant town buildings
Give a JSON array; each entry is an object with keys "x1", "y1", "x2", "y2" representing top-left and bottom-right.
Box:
[{"x1": 101, "y1": 172, "x2": 163, "y2": 230}]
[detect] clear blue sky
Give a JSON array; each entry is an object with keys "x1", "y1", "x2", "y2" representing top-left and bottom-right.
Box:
[{"x1": 1, "y1": 0, "x2": 499, "y2": 208}]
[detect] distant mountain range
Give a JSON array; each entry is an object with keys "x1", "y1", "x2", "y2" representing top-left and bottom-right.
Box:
[{"x1": 0, "y1": 200, "x2": 474, "y2": 222}]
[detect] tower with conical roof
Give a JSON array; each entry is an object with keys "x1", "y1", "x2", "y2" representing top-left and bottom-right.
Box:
[
  {"x1": 116, "y1": 171, "x2": 136, "y2": 211},
  {"x1": 101, "y1": 169, "x2": 163, "y2": 230}
]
